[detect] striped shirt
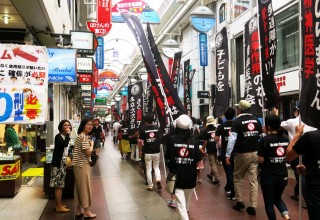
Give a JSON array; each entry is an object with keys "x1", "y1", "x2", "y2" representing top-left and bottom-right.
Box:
[{"x1": 71, "y1": 133, "x2": 91, "y2": 167}]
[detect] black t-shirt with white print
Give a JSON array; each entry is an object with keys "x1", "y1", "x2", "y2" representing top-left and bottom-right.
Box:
[
  {"x1": 203, "y1": 125, "x2": 217, "y2": 154},
  {"x1": 231, "y1": 114, "x2": 262, "y2": 153},
  {"x1": 215, "y1": 120, "x2": 233, "y2": 157},
  {"x1": 139, "y1": 124, "x2": 160, "y2": 154},
  {"x1": 258, "y1": 133, "x2": 289, "y2": 177},
  {"x1": 293, "y1": 130, "x2": 320, "y2": 192}
]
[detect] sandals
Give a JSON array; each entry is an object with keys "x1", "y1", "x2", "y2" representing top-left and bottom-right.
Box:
[{"x1": 84, "y1": 213, "x2": 97, "y2": 219}]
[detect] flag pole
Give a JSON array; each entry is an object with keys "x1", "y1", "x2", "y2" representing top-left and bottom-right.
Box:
[{"x1": 298, "y1": 0, "x2": 303, "y2": 219}]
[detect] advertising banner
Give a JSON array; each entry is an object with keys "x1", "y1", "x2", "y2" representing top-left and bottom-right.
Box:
[
  {"x1": 95, "y1": 37, "x2": 104, "y2": 69},
  {"x1": 257, "y1": 0, "x2": 280, "y2": 108},
  {"x1": 128, "y1": 81, "x2": 143, "y2": 131},
  {"x1": 300, "y1": 0, "x2": 320, "y2": 129},
  {"x1": 243, "y1": 17, "x2": 263, "y2": 117},
  {"x1": 184, "y1": 60, "x2": 192, "y2": 116},
  {"x1": 0, "y1": 160, "x2": 20, "y2": 181},
  {"x1": 47, "y1": 48, "x2": 77, "y2": 83},
  {"x1": 214, "y1": 27, "x2": 229, "y2": 117},
  {"x1": 199, "y1": 33, "x2": 208, "y2": 66},
  {"x1": 78, "y1": 74, "x2": 92, "y2": 83},
  {"x1": 171, "y1": 52, "x2": 182, "y2": 90},
  {"x1": 86, "y1": 0, "x2": 112, "y2": 36},
  {"x1": 0, "y1": 44, "x2": 48, "y2": 124}
]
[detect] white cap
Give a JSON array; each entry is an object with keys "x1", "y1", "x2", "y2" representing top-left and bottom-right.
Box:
[{"x1": 175, "y1": 114, "x2": 192, "y2": 130}]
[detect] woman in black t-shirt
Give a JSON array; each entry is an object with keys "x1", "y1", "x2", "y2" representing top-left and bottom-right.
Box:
[{"x1": 258, "y1": 114, "x2": 291, "y2": 220}]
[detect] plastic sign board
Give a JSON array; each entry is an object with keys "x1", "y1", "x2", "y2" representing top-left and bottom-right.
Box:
[
  {"x1": 197, "y1": 91, "x2": 210, "y2": 98},
  {"x1": 0, "y1": 44, "x2": 48, "y2": 124},
  {"x1": 77, "y1": 57, "x2": 93, "y2": 73},
  {"x1": 47, "y1": 48, "x2": 77, "y2": 83},
  {"x1": 78, "y1": 74, "x2": 92, "y2": 83},
  {"x1": 0, "y1": 160, "x2": 21, "y2": 181},
  {"x1": 71, "y1": 31, "x2": 94, "y2": 55},
  {"x1": 95, "y1": 37, "x2": 104, "y2": 69},
  {"x1": 86, "y1": 0, "x2": 112, "y2": 36},
  {"x1": 199, "y1": 33, "x2": 208, "y2": 66}
]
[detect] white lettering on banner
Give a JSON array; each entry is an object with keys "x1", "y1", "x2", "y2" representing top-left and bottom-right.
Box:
[{"x1": 216, "y1": 50, "x2": 225, "y2": 60}]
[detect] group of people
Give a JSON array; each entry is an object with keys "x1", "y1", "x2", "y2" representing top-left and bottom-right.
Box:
[{"x1": 49, "y1": 118, "x2": 106, "y2": 219}]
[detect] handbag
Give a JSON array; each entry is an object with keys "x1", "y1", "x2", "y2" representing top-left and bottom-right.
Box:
[
  {"x1": 165, "y1": 138, "x2": 190, "y2": 194},
  {"x1": 90, "y1": 150, "x2": 98, "y2": 167}
]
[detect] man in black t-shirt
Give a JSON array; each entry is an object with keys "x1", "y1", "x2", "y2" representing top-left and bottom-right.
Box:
[
  {"x1": 225, "y1": 100, "x2": 262, "y2": 215},
  {"x1": 287, "y1": 125, "x2": 320, "y2": 220},
  {"x1": 138, "y1": 113, "x2": 162, "y2": 191},
  {"x1": 214, "y1": 107, "x2": 236, "y2": 199}
]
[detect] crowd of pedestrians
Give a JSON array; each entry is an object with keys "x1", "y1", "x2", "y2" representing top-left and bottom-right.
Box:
[{"x1": 107, "y1": 99, "x2": 319, "y2": 220}]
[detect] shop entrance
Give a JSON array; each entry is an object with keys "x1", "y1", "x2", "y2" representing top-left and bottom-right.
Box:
[{"x1": 278, "y1": 95, "x2": 299, "y2": 121}]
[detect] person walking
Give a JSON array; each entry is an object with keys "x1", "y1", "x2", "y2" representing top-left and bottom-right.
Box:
[
  {"x1": 72, "y1": 118, "x2": 96, "y2": 219},
  {"x1": 203, "y1": 116, "x2": 220, "y2": 185},
  {"x1": 92, "y1": 118, "x2": 103, "y2": 157},
  {"x1": 214, "y1": 107, "x2": 236, "y2": 200},
  {"x1": 138, "y1": 113, "x2": 162, "y2": 191},
  {"x1": 226, "y1": 100, "x2": 262, "y2": 216},
  {"x1": 286, "y1": 124, "x2": 320, "y2": 220},
  {"x1": 258, "y1": 114, "x2": 291, "y2": 220},
  {"x1": 165, "y1": 114, "x2": 202, "y2": 220},
  {"x1": 113, "y1": 120, "x2": 121, "y2": 144},
  {"x1": 50, "y1": 120, "x2": 72, "y2": 213}
]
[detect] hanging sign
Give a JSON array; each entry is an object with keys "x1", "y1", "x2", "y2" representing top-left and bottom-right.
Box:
[
  {"x1": 0, "y1": 44, "x2": 48, "y2": 124},
  {"x1": 95, "y1": 37, "x2": 104, "y2": 69},
  {"x1": 199, "y1": 33, "x2": 208, "y2": 66},
  {"x1": 77, "y1": 57, "x2": 93, "y2": 73},
  {"x1": 78, "y1": 74, "x2": 92, "y2": 83},
  {"x1": 86, "y1": 0, "x2": 112, "y2": 36}
]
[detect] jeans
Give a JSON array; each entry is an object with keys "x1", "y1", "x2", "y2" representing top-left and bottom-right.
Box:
[
  {"x1": 175, "y1": 188, "x2": 193, "y2": 220},
  {"x1": 222, "y1": 156, "x2": 234, "y2": 196},
  {"x1": 260, "y1": 174, "x2": 289, "y2": 220},
  {"x1": 305, "y1": 189, "x2": 320, "y2": 220},
  {"x1": 145, "y1": 153, "x2": 161, "y2": 188}
]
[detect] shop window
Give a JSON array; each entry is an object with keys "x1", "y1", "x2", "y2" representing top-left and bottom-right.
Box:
[
  {"x1": 233, "y1": 0, "x2": 250, "y2": 19},
  {"x1": 275, "y1": 4, "x2": 299, "y2": 71},
  {"x1": 219, "y1": 3, "x2": 226, "y2": 23}
]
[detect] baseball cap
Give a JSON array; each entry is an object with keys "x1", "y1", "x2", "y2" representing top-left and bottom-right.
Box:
[{"x1": 234, "y1": 100, "x2": 252, "y2": 110}]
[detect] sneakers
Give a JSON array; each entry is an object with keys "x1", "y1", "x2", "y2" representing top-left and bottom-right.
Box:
[
  {"x1": 156, "y1": 182, "x2": 162, "y2": 191},
  {"x1": 225, "y1": 190, "x2": 231, "y2": 195},
  {"x1": 225, "y1": 195, "x2": 235, "y2": 201},
  {"x1": 167, "y1": 200, "x2": 177, "y2": 208},
  {"x1": 246, "y1": 207, "x2": 256, "y2": 216},
  {"x1": 233, "y1": 202, "x2": 245, "y2": 211},
  {"x1": 147, "y1": 187, "x2": 153, "y2": 191},
  {"x1": 207, "y1": 174, "x2": 213, "y2": 180},
  {"x1": 212, "y1": 180, "x2": 220, "y2": 186}
]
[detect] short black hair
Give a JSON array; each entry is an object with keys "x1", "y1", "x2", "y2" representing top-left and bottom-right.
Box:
[
  {"x1": 225, "y1": 107, "x2": 236, "y2": 120},
  {"x1": 265, "y1": 114, "x2": 281, "y2": 130},
  {"x1": 144, "y1": 113, "x2": 154, "y2": 123},
  {"x1": 58, "y1": 120, "x2": 72, "y2": 133}
]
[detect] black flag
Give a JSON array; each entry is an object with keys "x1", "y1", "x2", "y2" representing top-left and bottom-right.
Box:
[
  {"x1": 171, "y1": 52, "x2": 182, "y2": 91},
  {"x1": 214, "y1": 27, "x2": 229, "y2": 117},
  {"x1": 257, "y1": 0, "x2": 280, "y2": 108},
  {"x1": 244, "y1": 16, "x2": 263, "y2": 117},
  {"x1": 128, "y1": 81, "x2": 143, "y2": 132},
  {"x1": 300, "y1": 0, "x2": 320, "y2": 129}
]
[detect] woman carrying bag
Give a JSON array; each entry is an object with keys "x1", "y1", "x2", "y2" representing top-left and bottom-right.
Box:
[{"x1": 165, "y1": 114, "x2": 203, "y2": 220}]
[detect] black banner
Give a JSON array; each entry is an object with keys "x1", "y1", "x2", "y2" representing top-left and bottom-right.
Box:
[
  {"x1": 128, "y1": 81, "x2": 143, "y2": 131},
  {"x1": 143, "y1": 80, "x2": 153, "y2": 114},
  {"x1": 171, "y1": 52, "x2": 182, "y2": 91},
  {"x1": 214, "y1": 27, "x2": 229, "y2": 117},
  {"x1": 300, "y1": 0, "x2": 320, "y2": 129},
  {"x1": 121, "y1": 12, "x2": 168, "y2": 133},
  {"x1": 244, "y1": 16, "x2": 263, "y2": 117},
  {"x1": 257, "y1": 0, "x2": 280, "y2": 108},
  {"x1": 146, "y1": 23, "x2": 186, "y2": 120},
  {"x1": 183, "y1": 60, "x2": 192, "y2": 115}
]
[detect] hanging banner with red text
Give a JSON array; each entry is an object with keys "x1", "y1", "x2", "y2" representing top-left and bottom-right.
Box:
[
  {"x1": 86, "y1": 0, "x2": 112, "y2": 36},
  {"x1": 0, "y1": 44, "x2": 48, "y2": 124},
  {"x1": 244, "y1": 16, "x2": 263, "y2": 117},
  {"x1": 257, "y1": 0, "x2": 280, "y2": 109},
  {"x1": 300, "y1": 0, "x2": 320, "y2": 129}
]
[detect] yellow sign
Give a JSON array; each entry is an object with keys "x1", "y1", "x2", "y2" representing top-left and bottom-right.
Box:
[{"x1": 0, "y1": 160, "x2": 21, "y2": 181}]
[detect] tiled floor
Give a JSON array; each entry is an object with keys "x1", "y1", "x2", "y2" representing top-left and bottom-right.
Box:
[{"x1": 0, "y1": 134, "x2": 308, "y2": 220}]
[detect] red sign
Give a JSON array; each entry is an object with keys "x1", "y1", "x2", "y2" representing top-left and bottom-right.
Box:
[
  {"x1": 86, "y1": 0, "x2": 112, "y2": 36},
  {"x1": 78, "y1": 74, "x2": 92, "y2": 83},
  {"x1": 93, "y1": 65, "x2": 99, "y2": 88}
]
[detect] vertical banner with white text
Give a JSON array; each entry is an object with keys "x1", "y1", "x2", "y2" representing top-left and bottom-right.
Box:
[
  {"x1": 128, "y1": 81, "x2": 143, "y2": 132},
  {"x1": 214, "y1": 27, "x2": 229, "y2": 117}
]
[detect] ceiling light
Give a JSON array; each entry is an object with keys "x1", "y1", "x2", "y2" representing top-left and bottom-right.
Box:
[{"x1": 2, "y1": 15, "x2": 11, "y2": 24}]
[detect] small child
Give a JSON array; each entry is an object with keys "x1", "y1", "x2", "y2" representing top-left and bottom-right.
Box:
[{"x1": 197, "y1": 145, "x2": 206, "y2": 183}]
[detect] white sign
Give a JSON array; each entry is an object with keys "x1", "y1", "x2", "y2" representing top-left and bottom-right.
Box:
[
  {"x1": 81, "y1": 84, "x2": 92, "y2": 91},
  {"x1": 77, "y1": 57, "x2": 93, "y2": 73}
]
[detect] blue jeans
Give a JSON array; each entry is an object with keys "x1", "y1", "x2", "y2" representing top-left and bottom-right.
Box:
[
  {"x1": 260, "y1": 174, "x2": 289, "y2": 220},
  {"x1": 305, "y1": 189, "x2": 320, "y2": 220},
  {"x1": 221, "y1": 156, "x2": 234, "y2": 196}
]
